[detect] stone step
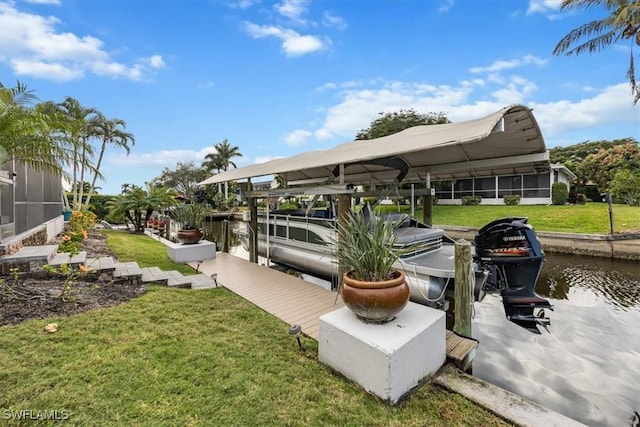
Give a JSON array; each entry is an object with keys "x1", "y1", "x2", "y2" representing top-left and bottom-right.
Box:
[
  {"x1": 141, "y1": 266, "x2": 170, "y2": 285},
  {"x1": 165, "y1": 270, "x2": 191, "y2": 288},
  {"x1": 0, "y1": 244, "x2": 59, "y2": 274},
  {"x1": 85, "y1": 256, "x2": 116, "y2": 272},
  {"x1": 49, "y1": 251, "x2": 87, "y2": 267},
  {"x1": 114, "y1": 261, "x2": 143, "y2": 282}
]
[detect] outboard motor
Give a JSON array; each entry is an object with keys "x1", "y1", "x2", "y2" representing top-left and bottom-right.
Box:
[{"x1": 474, "y1": 217, "x2": 552, "y2": 333}]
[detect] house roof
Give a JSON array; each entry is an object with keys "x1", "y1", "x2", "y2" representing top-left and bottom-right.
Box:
[
  {"x1": 551, "y1": 163, "x2": 578, "y2": 180},
  {"x1": 199, "y1": 104, "x2": 549, "y2": 187}
]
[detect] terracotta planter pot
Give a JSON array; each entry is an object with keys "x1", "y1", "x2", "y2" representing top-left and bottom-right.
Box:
[
  {"x1": 176, "y1": 229, "x2": 203, "y2": 244},
  {"x1": 340, "y1": 270, "x2": 410, "y2": 323}
]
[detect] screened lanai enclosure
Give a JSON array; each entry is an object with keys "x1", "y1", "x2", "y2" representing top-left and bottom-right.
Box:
[{"x1": 0, "y1": 159, "x2": 63, "y2": 244}]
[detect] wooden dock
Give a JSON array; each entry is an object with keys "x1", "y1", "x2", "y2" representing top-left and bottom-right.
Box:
[{"x1": 191, "y1": 252, "x2": 477, "y2": 365}]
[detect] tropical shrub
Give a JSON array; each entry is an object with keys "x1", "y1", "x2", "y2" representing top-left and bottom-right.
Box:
[
  {"x1": 461, "y1": 196, "x2": 482, "y2": 206},
  {"x1": 610, "y1": 169, "x2": 640, "y2": 206},
  {"x1": 552, "y1": 182, "x2": 569, "y2": 205},
  {"x1": 503, "y1": 195, "x2": 521, "y2": 205}
]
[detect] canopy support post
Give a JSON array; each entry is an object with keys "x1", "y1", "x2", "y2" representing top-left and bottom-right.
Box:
[
  {"x1": 247, "y1": 178, "x2": 258, "y2": 264},
  {"x1": 422, "y1": 173, "x2": 433, "y2": 226}
]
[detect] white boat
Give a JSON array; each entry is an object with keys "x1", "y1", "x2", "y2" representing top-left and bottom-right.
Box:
[
  {"x1": 201, "y1": 105, "x2": 555, "y2": 332},
  {"x1": 239, "y1": 206, "x2": 553, "y2": 332}
]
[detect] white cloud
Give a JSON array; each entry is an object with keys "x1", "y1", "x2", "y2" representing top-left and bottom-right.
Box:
[
  {"x1": 10, "y1": 58, "x2": 83, "y2": 81},
  {"x1": 148, "y1": 55, "x2": 166, "y2": 68},
  {"x1": 313, "y1": 82, "x2": 474, "y2": 140},
  {"x1": 283, "y1": 129, "x2": 312, "y2": 146},
  {"x1": 243, "y1": 22, "x2": 326, "y2": 56},
  {"x1": 469, "y1": 55, "x2": 547, "y2": 74},
  {"x1": 228, "y1": 0, "x2": 260, "y2": 9},
  {"x1": 0, "y1": 3, "x2": 164, "y2": 82},
  {"x1": 527, "y1": 0, "x2": 562, "y2": 14},
  {"x1": 439, "y1": 0, "x2": 454, "y2": 13},
  {"x1": 530, "y1": 83, "x2": 640, "y2": 137},
  {"x1": 275, "y1": 0, "x2": 309, "y2": 22},
  {"x1": 306, "y1": 77, "x2": 637, "y2": 147},
  {"x1": 110, "y1": 149, "x2": 207, "y2": 167},
  {"x1": 322, "y1": 11, "x2": 346, "y2": 30},
  {"x1": 24, "y1": 0, "x2": 60, "y2": 4}
]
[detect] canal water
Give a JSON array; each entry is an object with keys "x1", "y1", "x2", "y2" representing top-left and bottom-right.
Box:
[{"x1": 204, "y1": 221, "x2": 640, "y2": 427}]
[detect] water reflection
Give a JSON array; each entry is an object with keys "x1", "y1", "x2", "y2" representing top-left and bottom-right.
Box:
[
  {"x1": 537, "y1": 253, "x2": 640, "y2": 311},
  {"x1": 201, "y1": 219, "x2": 241, "y2": 250},
  {"x1": 474, "y1": 253, "x2": 640, "y2": 427}
]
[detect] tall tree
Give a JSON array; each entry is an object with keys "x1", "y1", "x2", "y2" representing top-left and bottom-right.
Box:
[
  {"x1": 150, "y1": 161, "x2": 208, "y2": 202},
  {"x1": 85, "y1": 116, "x2": 134, "y2": 208},
  {"x1": 355, "y1": 109, "x2": 450, "y2": 140},
  {"x1": 211, "y1": 139, "x2": 242, "y2": 199},
  {"x1": 55, "y1": 97, "x2": 100, "y2": 208},
  {"x1": 214, "y1": 138, "x2": 243, "y2": 171},
  {"x1": 553, "y1": 0, "x2": 640, "y2": 104},
  {"x1": 581, "y1": 139, "x2": 640, "y2": 190}
]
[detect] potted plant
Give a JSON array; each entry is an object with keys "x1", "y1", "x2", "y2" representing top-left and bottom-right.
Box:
[
  {"x1": 334, "y1": 204, "x2": 410, "y2": 323},
  {"x1": 173, "y1": 203, "x2": 211, "y2": 244}
]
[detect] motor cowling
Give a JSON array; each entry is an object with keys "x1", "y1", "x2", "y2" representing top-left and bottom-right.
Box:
[{"x1": 474, "y1": 217, "x2": 552, "y2": 333}]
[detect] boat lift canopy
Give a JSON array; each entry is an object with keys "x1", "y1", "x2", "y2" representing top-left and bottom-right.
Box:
[{"x1": 198, "y1": 104, "x2": 549, "y2": 187}]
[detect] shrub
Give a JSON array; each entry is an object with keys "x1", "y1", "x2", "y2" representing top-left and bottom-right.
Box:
[
  {"x1": 552, "y1": 182, "x2": 569, "y2": 205},
  {"x1": 461, "y1": 195, "x2": 482, "y2": 206},
  {"x1": 503, "y1": 194, "x2": 521, "y2": 205},
  {"x1": 575, "y1": 193, "x2": 587, "y2": 205}
]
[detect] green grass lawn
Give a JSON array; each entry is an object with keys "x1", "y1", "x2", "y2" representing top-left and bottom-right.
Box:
[
  {"x1": 102, "y1": 230, "x2": 196, "y2": 275},
  {"x1": 0, "y1": 231, "x2": 511, "y2": 426},
  {"x1": 376, "y1": 203, "x2": 640, "y2": 234}
]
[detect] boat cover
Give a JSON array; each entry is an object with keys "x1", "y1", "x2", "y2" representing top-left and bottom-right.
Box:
[{"x1": 199, "y1": 104, "x2": 548, "y2": 186}]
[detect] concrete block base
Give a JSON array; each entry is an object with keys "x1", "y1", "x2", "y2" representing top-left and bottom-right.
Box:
[
  {"x1": 318, "y1": 302, "x2": 446, "y2": 404},
  {"x1": 167, "y1": 240, "x2": 216, "y2": 263}
]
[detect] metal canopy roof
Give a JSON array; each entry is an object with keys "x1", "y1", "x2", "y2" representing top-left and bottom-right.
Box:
[{"x1": 199, "y1": 104, "x2": 549, "y2": 187}]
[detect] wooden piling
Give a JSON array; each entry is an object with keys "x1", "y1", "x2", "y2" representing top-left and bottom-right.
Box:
[
  {"x1": 222, "y1": 219, "x2": 230, "y2": 253},
  {"x1": 454, "y1": 239, "x2": 473, "y2": 338},
  {"x1": 247, "y1": 180, "x2": 258, "y2": 263},
  {"x1": 422, "y1": 193, "x2": 433, "y2": 226},
  {"x1": 336, "y1": 194, "x2": 352, "y2": 290}
]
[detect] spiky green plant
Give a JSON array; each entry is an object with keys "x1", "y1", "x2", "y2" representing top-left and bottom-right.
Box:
[
  {"x1": 173, "y1": 203, "x2": 211, "y2": 230},
  {"x1": 334, "y1": 205, "x2": 404, "y2": 282}
]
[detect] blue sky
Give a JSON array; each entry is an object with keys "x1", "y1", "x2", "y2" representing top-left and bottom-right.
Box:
[{"x1": 1, "y1": 0, "x2": 638, "y2": 195}]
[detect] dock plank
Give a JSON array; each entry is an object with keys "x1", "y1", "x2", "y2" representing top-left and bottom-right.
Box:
[{"x1": 191, "y1": 252, "x2": 478, "y2": 364}]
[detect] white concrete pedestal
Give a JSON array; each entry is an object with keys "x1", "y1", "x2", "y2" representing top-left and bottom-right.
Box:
[
  {"x1": 318, "y1": 302, "x2": 446, "y2": 404},
  {"x1": 166, "y1": 240, "x2": 216, "y2": 263}
]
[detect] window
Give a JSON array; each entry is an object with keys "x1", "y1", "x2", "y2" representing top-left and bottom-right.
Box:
[
  {"x1": 474, "y1": 177, "x2": 496, "y2": 198},
  {"x1": 434, "y1": 180, "x2": 453, "y2": 199},
  {"x1": 498, "y1": 176, "x2": 522, "y2": 197},
  {"x1": 454, "y1": 179, "x2": 473, "y2": 198}
]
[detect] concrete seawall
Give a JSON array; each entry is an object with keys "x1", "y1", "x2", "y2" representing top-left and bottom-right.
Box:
[{"x1": 437, "y1": 225, "x2": 640, "y2": 261}]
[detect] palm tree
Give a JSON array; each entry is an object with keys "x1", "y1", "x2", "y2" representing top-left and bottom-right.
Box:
[
  {"x1": 202, "y1": 151, "x2": 226, "y2": 194},
  {"x1": 0, "y1": 82, "x2": 66, "y2": 172},
  {"x1": 553, "y1": 0, "x2": 640, "y2": 104},
  {"x1": 55, "y1": 97, "x2": 100, "y2": 208},
  {"x1": 212, "y1": 139, "x2": 242, "y2": 199},
  {"x1": 108, "y1": 184, "x2": 177, "y2": 232},
  {"x1": 84, "y1": 116, "x2": 135, "y2": 208},
  {"x1": 214, "y1": 138, "x2": 243, "y2": 171}
]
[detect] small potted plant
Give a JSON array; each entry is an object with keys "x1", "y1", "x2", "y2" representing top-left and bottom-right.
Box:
[
  {"x1": 334, "y1": 205, "x2": 410, "y2": 323},
  {"x1": 173, "y1": 203, "x2": 211, "y2": 244}
]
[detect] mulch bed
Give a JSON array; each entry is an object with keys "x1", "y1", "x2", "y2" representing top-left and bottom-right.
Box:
[{"x1": 0, "y1": 230, "x2": 147, "y2": 327}]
